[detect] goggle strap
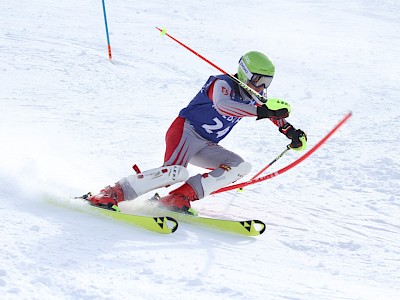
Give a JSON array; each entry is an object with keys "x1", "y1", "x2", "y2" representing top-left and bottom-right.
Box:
[{"x1": 238, "y1": 57, "x2": 253, "y2": 81}]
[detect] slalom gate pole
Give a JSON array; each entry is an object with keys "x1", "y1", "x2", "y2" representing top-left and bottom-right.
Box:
[
  {"x1": 212, "y1": 111, "x2": 353, "y2": 195},
  {"x1": 102, "y1": 0, "x2": 112, "y2": 60},
  {"x1": 156, "y1": 27, "x2": 267, "y2": 105}
]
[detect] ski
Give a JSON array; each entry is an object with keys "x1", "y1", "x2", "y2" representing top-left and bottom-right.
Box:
[
  {"x1": 166, "y1": 212, "x2": 266, "y2": 236},
  {"x1": 149, "y1": 193, "x2": 266, "y2": 236},
  {"x1": 74, "y1": 193, "x2": 179, "y2": 234}
]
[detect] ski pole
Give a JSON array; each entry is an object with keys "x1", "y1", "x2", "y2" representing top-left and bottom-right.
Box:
[
  {"x1": 102, "y1": 0, "x2": 112, "y2": 60},
  {"x1": 251, "y1": 145, "x2": 291, "y2": 180},
  {"x1": 156, "y1": 27, "x2": 267, "y2": 105},
  {"x1": 238, "y1": 146, "x2": 290, "y2": 192}
]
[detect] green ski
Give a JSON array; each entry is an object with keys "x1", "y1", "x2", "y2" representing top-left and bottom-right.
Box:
[
  {"x1": 89, "y1": 204, "x2": 178, "y2": 234},
  {"x1": 73, "y1": 193, "x2": 179, "y2": 234},
  {"x1": 149, "y1": 194, "x2": 266, "y2": 236}
]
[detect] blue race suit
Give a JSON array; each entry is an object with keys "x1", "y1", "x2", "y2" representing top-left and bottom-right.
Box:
[{"x1": 179, "y1": 74, "x2": 255, "y2": 143}]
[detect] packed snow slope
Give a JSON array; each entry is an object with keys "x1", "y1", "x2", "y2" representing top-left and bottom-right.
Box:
[{"x1": 1, "y1": 0, "x2": 399, "y2": 299}]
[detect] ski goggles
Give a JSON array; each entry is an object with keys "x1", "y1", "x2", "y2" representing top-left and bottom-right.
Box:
[
  {"x1": 238, "y1": 57, "x2": 273, "y2": 88},
  {"x1": 248, "y1": 74, "x2": 273, "y2": 88}
]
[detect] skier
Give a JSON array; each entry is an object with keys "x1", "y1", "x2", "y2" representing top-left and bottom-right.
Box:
[{"x1": 88, "y1": 51, "x2": 307, "y2": 214}]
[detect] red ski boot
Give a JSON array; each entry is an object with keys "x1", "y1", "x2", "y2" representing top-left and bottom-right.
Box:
[
  {"x1": 88, "y1": 183, "x2": 125, "y2": 211},
  {"x1": 158, "y1": 183, "x2": 198, "y2": 215}
]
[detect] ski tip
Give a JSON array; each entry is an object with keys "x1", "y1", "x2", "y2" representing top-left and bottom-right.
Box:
[
  {"x1": 253, "y1": 219, "x2": 266, "y2": 235},
  {"x1": 240, "y1": 220, "x2": 266, "y2": 236},
  {"x1": 152, "y1": 216, "x2": 179, "y2": 234},
  {"x1": 166, "y1": 216, "x2": 179, "y2": 233}
]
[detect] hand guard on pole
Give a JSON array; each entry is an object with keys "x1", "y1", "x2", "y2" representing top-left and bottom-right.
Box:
[{"x1": 279, "y1": 123, "x2": 307, "y2": 151}]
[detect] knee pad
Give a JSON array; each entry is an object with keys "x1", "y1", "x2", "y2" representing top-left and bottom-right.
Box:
[
  {"x1": 124, "y1": 165, "x2": 189, "y2": 198},
  {"x1": 200, "y1": 161, "x2": 251, "y2": 197}
]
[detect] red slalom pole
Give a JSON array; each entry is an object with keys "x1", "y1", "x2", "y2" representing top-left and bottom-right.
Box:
[
  {"x1": 212, "y1": 112, "x2": 353, "y2": 194},
  {"x1": 156, "y1": 27, "x2": 227, "y2": 74},
  {"x1": 156, "y1": 27, "x2": 268, "y2": 105}
]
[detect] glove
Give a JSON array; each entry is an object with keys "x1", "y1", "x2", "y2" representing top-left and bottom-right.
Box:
[
  {"x1": 279, "y1": 123, "x2": 307, "y2": 151},
  {"x1": 256, "y1": 98, "x2": 291, "y2": 120}
]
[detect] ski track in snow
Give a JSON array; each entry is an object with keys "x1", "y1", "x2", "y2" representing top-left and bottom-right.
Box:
[{"x1": 1, "y1": 0, "x2": 400, "y2": 299}]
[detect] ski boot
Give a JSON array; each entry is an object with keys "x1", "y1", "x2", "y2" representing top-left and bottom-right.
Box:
[
  {"x1": 87, "y1": 183, "x2": 125, "y2": 211},
  {"x1": 157, "y1": 183, "x2": 198, "y2": 215}
]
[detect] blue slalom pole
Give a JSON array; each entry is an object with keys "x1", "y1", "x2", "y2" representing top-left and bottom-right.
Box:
[{"x1": 102, "y1": 0, "x2": 112, "y2": 60}]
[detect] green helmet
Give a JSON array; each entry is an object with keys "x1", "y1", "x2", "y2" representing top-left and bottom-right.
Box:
[{"x1": 237, "y1": 51, "x2": 275, "y2": 86}]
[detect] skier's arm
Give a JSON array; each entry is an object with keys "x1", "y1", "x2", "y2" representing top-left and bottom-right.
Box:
[
  {"x1": 210, "y1": 79, "x2": 306, "y2": 149},
  {"x1": 269, "y1": 118, "x2": 287, "y2": 127},
  {"x1": 210, "y1": 79, "x2": 258, "y2": 117},
  {"x1": 211, "y1": 79, "x2": 289, "y2": 123}
]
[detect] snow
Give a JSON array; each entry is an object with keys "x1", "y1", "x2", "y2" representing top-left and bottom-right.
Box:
[{"x1": 1, "y1": 0, "x2": 399, "y2": 299}]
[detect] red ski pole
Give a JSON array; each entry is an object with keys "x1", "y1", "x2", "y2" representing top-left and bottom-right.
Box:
[{"x1": 213, "y1": 111, "x2": 353, "y2": 194}]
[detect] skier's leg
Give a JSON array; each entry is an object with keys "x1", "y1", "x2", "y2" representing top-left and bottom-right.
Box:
[
  {"x1": 118, "y1": 165, "x2": 189, "y2": 200},
  {"x1": 156, "y1": 118, "x2": 226, "y2": 213},
  {"x1": 158, "y1": 143, "x2": 251, "y2": 213},
  {"x1": 88, "y1": 165, "x2": 189, "y2": 208},
  {"x1": 88, "y1": 118, "x2": 188, "y2": 206},
  {"x1": 123, "y1": 117, "x2": 206, "y2": 199},
  {"x1": 163, "y1": 116, "x2": 207, "y2": 167},
  {"x1": 186, "y1": 144, "x2": 251, "y2": 198},
  {"x1": 89, "y1": 117, "x2": 208, "y2": 208}
]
